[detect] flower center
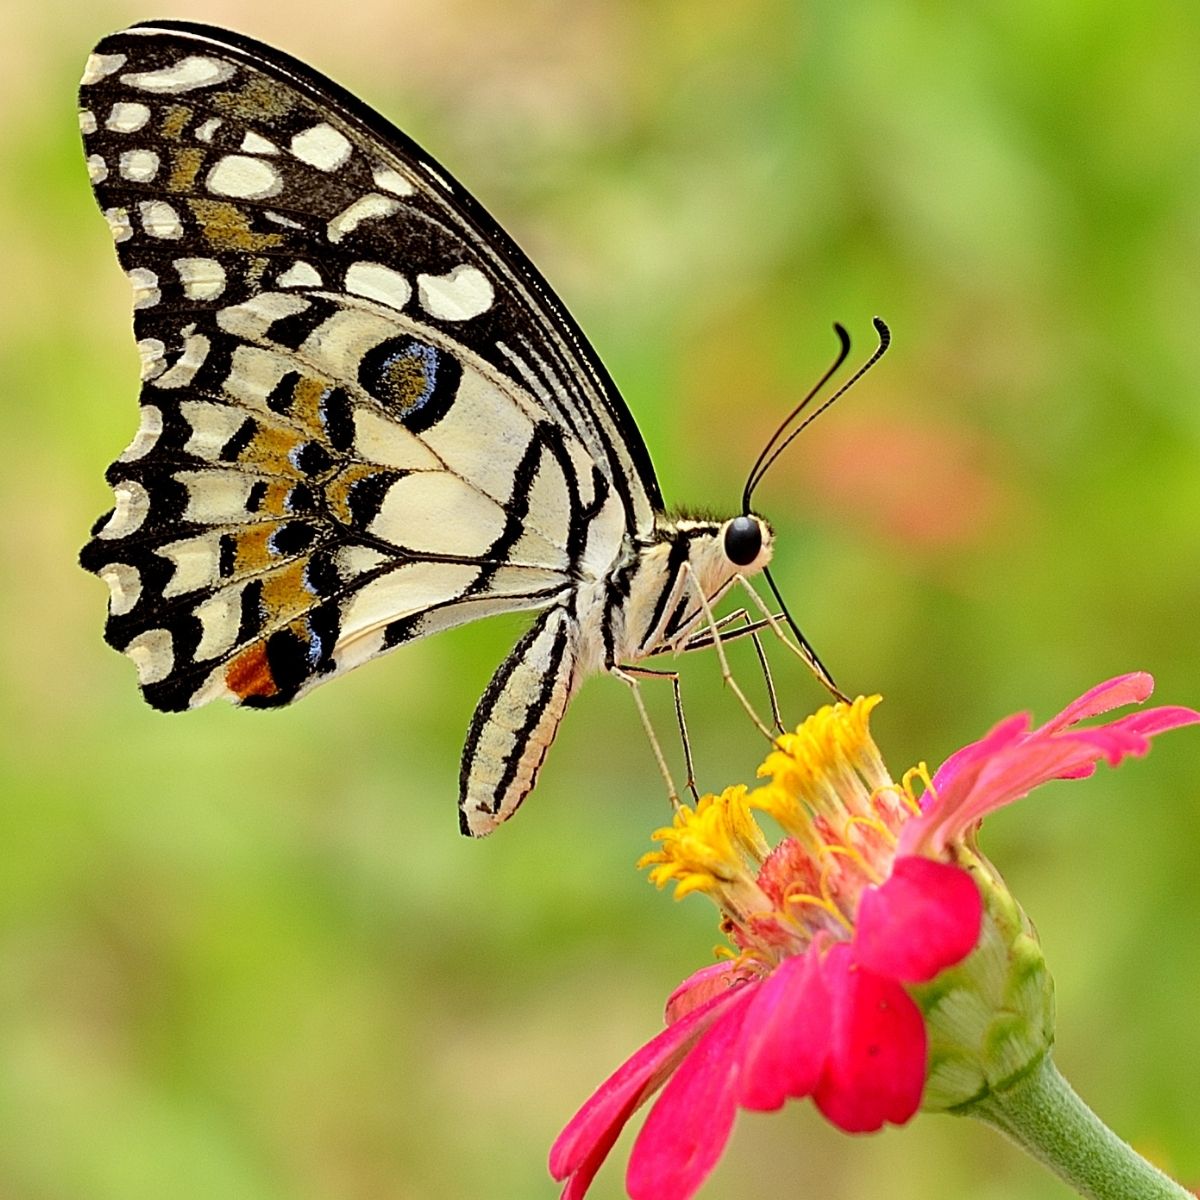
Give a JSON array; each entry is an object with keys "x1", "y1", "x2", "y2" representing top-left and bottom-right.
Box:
[{"x1": 640, "y1": 697, "x2": 927, "y2": 970}]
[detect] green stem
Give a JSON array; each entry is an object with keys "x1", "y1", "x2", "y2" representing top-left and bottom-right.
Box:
[{"x1": 968, "y1": 1056, "x2": 1191, "y2": 1200}]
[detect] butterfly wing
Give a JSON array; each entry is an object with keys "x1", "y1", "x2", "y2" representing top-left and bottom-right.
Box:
[
  {"x1": 79, "y1": 21, "x2": 661, "y2": 712},
  {"x1": 459, "y1": 604, "x2": 579, "y2": 836}
]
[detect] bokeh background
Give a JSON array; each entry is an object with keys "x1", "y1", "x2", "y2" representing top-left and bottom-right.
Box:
[{"x1": 3, "y1": 2, "x2": 1199, "y2": 1197}]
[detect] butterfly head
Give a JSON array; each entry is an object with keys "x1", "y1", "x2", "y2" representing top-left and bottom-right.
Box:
[{"x1": 665, "y1": 513, "x2": 774, "y2": 616}]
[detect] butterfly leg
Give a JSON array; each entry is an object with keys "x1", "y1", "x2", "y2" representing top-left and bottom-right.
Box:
[
  {"x1": 677, "y1": 610, "x2": 777, "y2": 654},
  {"x1": 715, "y1": 610, "x2": 785, "y2": 734},
  {"x1": 615, "y1": 664, "x2": 699, "y2": 802},
  {"x1": 681, "y1": 564, "x2": 776, "y2": 743},
  {"x1": 748, "y1": 619, "x2": 785, "y2": 733},
  {"x1": 685, "y1": 577, "x2": 848, "y2": 707},
  {"x1": 675, "y1": 609, "x2": 786, "y2": 734},
  {"x1": 733, "y1": 575, "x2": 850, "y2": 704},
  {"x1": 609, "y1": 665, "x2": 688, "y2": 808}
]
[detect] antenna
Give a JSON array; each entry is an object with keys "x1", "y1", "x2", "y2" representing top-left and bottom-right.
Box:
[
  {"x1": 741, "y1": 323, "x2": 850, "y2": 513},
  {"x1": 743, "y1": 317, "x2": 891, "y2": 511},
  {"x1": 741, "y1": 317, "x2": 892, "y2": 703}
]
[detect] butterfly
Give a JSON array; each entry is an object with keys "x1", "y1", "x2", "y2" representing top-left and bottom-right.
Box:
[{"x1": 79, "y1": 21, "x2": 862, "y2": 835}]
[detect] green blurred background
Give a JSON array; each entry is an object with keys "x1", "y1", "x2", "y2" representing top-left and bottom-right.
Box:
[{"x1": 3, "y1": 2, "x2": 1199, "y2": 1197}]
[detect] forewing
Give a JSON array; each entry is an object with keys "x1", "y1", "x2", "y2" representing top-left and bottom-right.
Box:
[{"x1": 78, "y1": 23, "x2": 650, "y2": 709}]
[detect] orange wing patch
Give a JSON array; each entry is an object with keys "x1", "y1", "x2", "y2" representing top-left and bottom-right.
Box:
[{"x1": 225, "y1": 643, "x2": 278, "y2": 699}]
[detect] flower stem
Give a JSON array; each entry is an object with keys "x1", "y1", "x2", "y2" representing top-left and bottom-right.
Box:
[{"x1": 968, "y1": 1056, "x2": 1191, "y2": 1200}]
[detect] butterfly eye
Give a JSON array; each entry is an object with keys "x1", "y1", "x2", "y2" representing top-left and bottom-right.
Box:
[{"x1": 723, "y1": 515, "x2": 763, "y2": 566}]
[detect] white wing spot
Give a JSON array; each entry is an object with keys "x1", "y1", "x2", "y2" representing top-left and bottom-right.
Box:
[
  {"x1": 128, "y1": 266, "x2": 160, "y2": 309},
  {"x1": 179, "y1": 401, "x2": 245, "y2": 460},
  {"x1": 290, "y1": 122, "x2": 352, "y2": 171},
  {"x1": 87, "y1": 154, "x2": 108, "y2": 184},
  {"x1": 106, "y1": 101, "x2": 151, "y2": 132},
  {"x1": 206, "y1": 154, "x2": 283, "y2": 200},
  {"x1": 98, "y1": 562, "x2": 142, "y2": 617},
  {"x1": 195, "y1": 117, "x2": 222, "y2": 142},
  {"x1": 119, "y1": 148, "x2": 160, "y2": 182},
  {"x1": 137, "y1": 337, "x2": 167, "y2": 380},
  {"x1": 326, "y1": 193, "x2": 399, "y2": 243},
  {"x1": 155, "y1": 534, "x2": 222, "y2": 597},
  {"x1": 240, "y1": 130, "x2": 279, "y2": 154},
  {"x1": 175, "y1": 257, "x2": 227, "y2": 300},
  {"x1": 224, "y1": 345, "x2": 294, "y2": 411},
  {"x1": 139, "y1": 199, "x2": 184, "y2": 239},
  {"x1": 277, "y1": 261, "x2": 322, "y2": 289},
  {"x1": 217, "y1": 293, "x2": 309, "y2": 342},
  {"x1": 156, "y1": 331, "x2": 212, "y2": 390},
  {"x1": 265, "y1": 210, "x2": 303, "y2": 229},
  {"x1": 175, "y1": 470, "x2": 260, "y2": 523},
  {"x1": 122, "y1": 56, "x2": 235, "y2": 93},
  {"x1": 81, "y1": 52, "x2": 126, "y2": 85},
  {"x1": 104, "y1": 207, "x2": 133, "y2": 243},
  {"x1": 417, "y1": 265, "x2": 495, "y2": 321},
  {"x1": 118, "y1": 404, "x2": 163, "y2": 462},
  {"x1": 193, "y1": 589, "x2": 244, "y2": 660},
  {"x1": 97, "y1": 480, "x2": 150, "y2": 539},
  {"x1": 79, "y1": 110, "x2": 97, "y2": 134},
  {"x1": 231, "y1": 292, "x2": 310, "y2": 323},
  {"x1": 372, "y1": 165, "x2": 414, "y2": 196},
  {"x1": 125, "y1": 628, "x2": 174, "y2": 686},
  {"x1": 345, "y1": 262, "x2": 412, "y2": 311}
]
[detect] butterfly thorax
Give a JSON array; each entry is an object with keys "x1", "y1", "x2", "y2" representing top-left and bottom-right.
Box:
[{"x1": 588, "y1": 515, "x2": 775, "y2": 676}]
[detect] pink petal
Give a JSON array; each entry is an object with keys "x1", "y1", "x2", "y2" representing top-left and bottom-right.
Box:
[
  {"x1": 1036, "y1": 672, "x2": 1153, "y2": 734},
  {"x1": 1106, "y1": 705, "x2": 1200, "y2": 744},
  {"x1": 813, "y1": 944, "x2": 927, "y2": 1133},
  {"x1": 903, "y1": 738, "x2": 1104, "y2": 854},
  {"x1": 901, "y1": 692, "x2": 1200, "y2": 857},
  {"x1": 854, "y1": 858, "x2": 982, "y2": 982},
  {"x1": 926, "y1": 712, "x2": 1029, "y2": 803},
  {"x1": 626, "y1": 993, "x2": 753, "y2": 1200},
  {"x1": 558, "y1": 1093, "x2": 641, "y2": 1200},
  {"x1": 550, "y1": 983, "x2": 751, "y2": 1191},
  {"x1": 737, "y1": 947, "x2": 832, "y2": 1110},
  {"x1": 665, "y1": 962, "x2": 742, "y2": 1025}
]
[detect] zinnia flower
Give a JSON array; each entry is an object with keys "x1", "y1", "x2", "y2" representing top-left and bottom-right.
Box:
[{"x1": 550, "y1": 673, "x2": 1198, "y2": 1200}]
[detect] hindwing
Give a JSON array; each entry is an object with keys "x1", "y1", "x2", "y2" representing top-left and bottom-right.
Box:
[{"x1": 78, "y1": 22, "x2": 660, "y2": 710}]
